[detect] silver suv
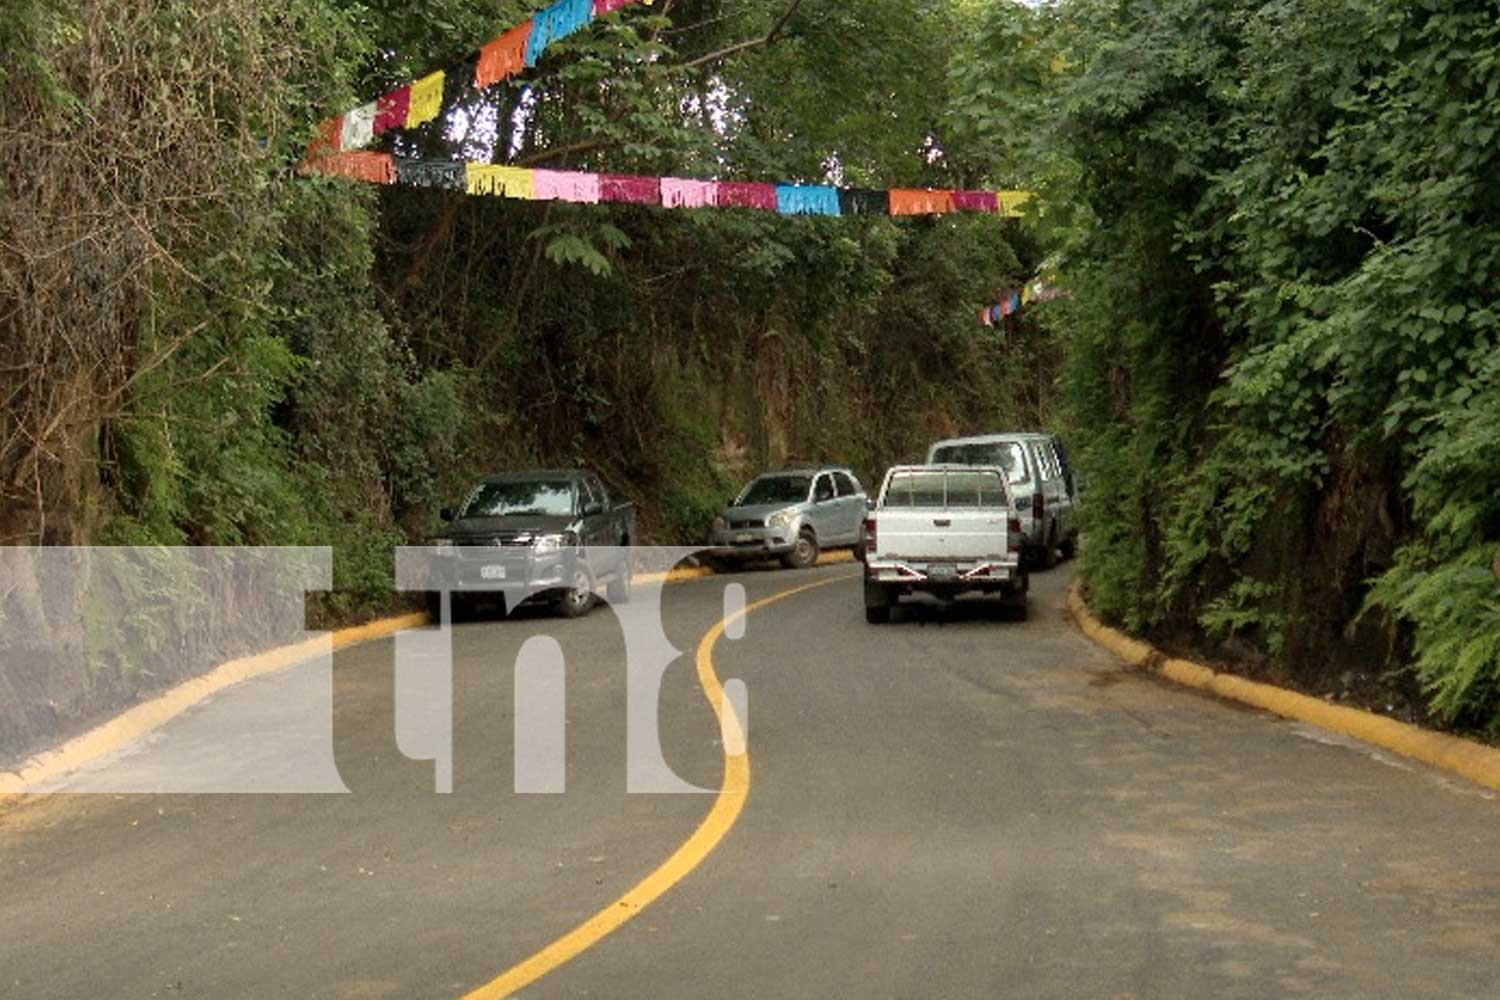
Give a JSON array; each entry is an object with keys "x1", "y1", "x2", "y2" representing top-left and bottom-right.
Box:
[
  {"x1": 706, "y1": 467, "x2": 868, "y2": 570},
  {"x1": 926, "y1": 432, "x2": 1078, "y2": 569}
]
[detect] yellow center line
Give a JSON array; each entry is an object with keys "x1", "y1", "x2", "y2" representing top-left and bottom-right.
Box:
[{"x1": 462, "y1": 572, "x2": 853, "y2": 1000}]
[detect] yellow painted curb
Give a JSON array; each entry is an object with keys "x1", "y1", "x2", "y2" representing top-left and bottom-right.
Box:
[
  {"x1": 634, "y1": 548, "x2": 854, "y2": 585},
  {"x1": 0, "y1": 611, "x2": 427, "y2": 803},
  {"x1": 1066, "y1": 584, "x2": 1500, "y2": 793}
]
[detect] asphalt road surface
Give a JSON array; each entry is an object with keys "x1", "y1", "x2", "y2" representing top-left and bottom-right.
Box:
[{"x1": 3, "y1": 565, "x2": 1498, "y2": 998}]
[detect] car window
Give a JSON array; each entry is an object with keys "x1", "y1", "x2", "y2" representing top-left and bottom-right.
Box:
[
  {"x1": 930, "y1": 442, "x2": 1030, "y2": 485},
  {"x1": 1042, "y1": 442, "x2": 1061, "y2": 482},
  {"x1": 739, "y1": 475, "x2": 812, "y2": 506},
  {"x1": 814, "y1": 474, "x2": 836, "y2": 503},
  {"x1": 576, "y1": 477, "x2": 597, "y2": 510},
  {"x1": 833, "y1": 472, "x2": 859, "y2": 497},
  {"x1": 884, "y1": 471, "x2": 947, "y2": 508},
  {"x1": 586, "y1": 476, "x2": 609, "y2": 509},
  {"x1": 1031, "y1": 443, "x2": 1050, "y2": 481},
  {"x1": 462, "y1": 479, "x2": 575, "y2": 517},
  {"x1": 944, "y1": 470, "x2": 1008, "y2": 508}
]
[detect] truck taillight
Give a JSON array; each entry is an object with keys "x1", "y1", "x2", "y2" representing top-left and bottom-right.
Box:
[
  {"x1": 864, "y1": 517, "x2": 877, "y2": 553},
  {"x1": 1007, "y1": 517, "x2": 1022, "y2": 552},
  {"x1": 1032, "y1": 491, "x2": 1044, "y2": 523}
]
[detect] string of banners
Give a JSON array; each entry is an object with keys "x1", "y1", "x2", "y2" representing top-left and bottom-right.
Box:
[
  {"x1": 980, "y1": 280, "x2": 1067, "y2": 327},
  {"x1": 299, "y1": 153, "x2": 1036, "y2": 218},
  {"x1": 300, "y1": 0, "x2": 1036, "y2": 218},
  {"x1": 308, "y1": 0, "x2": 656, "y2": 159}
]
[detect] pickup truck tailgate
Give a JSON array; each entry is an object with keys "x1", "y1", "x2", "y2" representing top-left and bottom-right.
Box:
[
  {"x1": 875, "y1": 508, "x2": 1010, "y2": 560},
  {"x1": 872, "y1": 467, "x2": 1015, "y2": 563}
]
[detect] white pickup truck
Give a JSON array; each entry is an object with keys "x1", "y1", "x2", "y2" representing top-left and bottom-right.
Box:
[{"x1": 861, "y1": 465, "x2": 1028, "y2": 623}]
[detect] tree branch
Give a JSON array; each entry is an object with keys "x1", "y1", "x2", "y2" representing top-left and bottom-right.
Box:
[
  {"x1": 675, "y1": 0, "x2": 803, "y2": 71},
  {"x1": 513, "y1": 138, "x2": 615, "y2": 167}
]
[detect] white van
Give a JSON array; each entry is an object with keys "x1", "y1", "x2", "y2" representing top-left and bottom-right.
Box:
[{"x1": 925, "y1": 432, "x2": 1078, "y2": 569}]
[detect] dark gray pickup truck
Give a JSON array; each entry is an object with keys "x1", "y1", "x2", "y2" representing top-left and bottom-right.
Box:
[{"x1": 426, "y1": 469, "x2": 635, "y2": 619}]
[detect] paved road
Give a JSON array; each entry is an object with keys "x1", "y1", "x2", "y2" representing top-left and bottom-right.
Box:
[{"x1": 3, "y1": 565, "x2": 1498, "y2": 998}]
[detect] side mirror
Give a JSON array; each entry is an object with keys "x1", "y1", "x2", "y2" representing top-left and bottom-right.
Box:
[
  {"x1": 439, "y1": 507, "x2": 456, "y2": 522},
  {"x1": 866, "y1": 498, "x2": 877, "y2": 512}
]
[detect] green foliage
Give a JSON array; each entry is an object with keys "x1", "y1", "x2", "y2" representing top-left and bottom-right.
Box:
[
  {"x1": 952, "y1": 0, "x2": 1500, "y2": 725},
  {"x1": 8, "y1": 0, "x2": 1053, "y2": 638}
]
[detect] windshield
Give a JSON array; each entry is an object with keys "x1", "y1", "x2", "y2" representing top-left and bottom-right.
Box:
[
  {"x1": 931, "y1": 442, "x2": 1029, "y2": 484},
  {"x1": 738, "y1": 475, "x2": 812, "y2": 506},
  {"x1": 883, "y1": 469, "x2": 1008, "y2": 508},
  {"x1": 461, "y1": 479, "x2": 575, "y2": 517}
]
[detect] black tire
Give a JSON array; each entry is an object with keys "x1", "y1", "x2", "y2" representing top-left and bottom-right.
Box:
[
  {"x1": 853, "y1": 537, "x2": 867, "y2": 563},
  {"x1": 781, "y1": 529, "x2": 819, "y2": 570},
  {"x1": 865, "y1": 604, "x2": 891, "y2": 624},
  {"x1": 423, "y1": 590, "x2": 442, "y2": 623},
  {"x1": 863, "y1": 579, "x2": 893, "y2": 623},
  {"x1": 1058, "y1": 535, "x2": 1077, "y2": 561},
  {"x1": 1037, "y1": 528, "x2": 1059, "y2": 571},
  {"x1": 705, "y1": 555, "x2": 737, "y2": 574},
  {"x1": 555, "y1": 565, "x2": 596, "y2": 618}
]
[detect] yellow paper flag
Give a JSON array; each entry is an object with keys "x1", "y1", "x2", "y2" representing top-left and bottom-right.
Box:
[
  {"x1": 996, "y1": 190, "x2": 1033, "y2": 218},
  {"x1": 406, "y1": 71, "x2": 446, "y2": 128},
  {"x1": 465, "y1": 163, "x2": 535, "y2": 200}
]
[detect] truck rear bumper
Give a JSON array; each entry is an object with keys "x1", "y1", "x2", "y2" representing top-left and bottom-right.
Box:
[{"x1": 865, "y1": 559, "x2": 1024, "y2": 595}]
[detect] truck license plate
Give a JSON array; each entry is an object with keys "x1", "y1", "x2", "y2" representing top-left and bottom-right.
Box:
[{"x1": 480, "y1": 565, "x2": 508, "y2": 580}]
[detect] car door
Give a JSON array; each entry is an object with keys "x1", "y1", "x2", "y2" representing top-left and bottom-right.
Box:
[
  {"x1": 833, "y1": 471, "x2": 865, "y2": 544},
  {"x1": 1031, "y1": 442, "x2": 1066, "y2": 540},
  {"x1": 578, "y1": 477, "x2": 611, "y2": 549},
  {"x1": 807, "y1": 472, "x2": 840, "y2": 541}
]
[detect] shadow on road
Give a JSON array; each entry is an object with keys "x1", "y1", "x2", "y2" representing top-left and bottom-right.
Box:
[{"x1": 887, "y1": 595, "x2": 1028, "y2": 626}]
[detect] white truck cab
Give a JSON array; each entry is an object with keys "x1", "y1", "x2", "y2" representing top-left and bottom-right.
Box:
[{"x1": 862, "y1": 465, "x2": 1028, "y2": 623}]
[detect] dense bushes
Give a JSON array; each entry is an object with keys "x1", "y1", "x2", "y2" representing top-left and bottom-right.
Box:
[{"x1": 951, "y1": 0, "x2": 1500, "y2": 728}]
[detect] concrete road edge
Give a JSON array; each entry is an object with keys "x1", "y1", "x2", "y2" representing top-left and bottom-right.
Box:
[
  {"x1": 1, "y1": 550, "x2": 855, "y2": 810},
  {"x1": 0, "y1": 612, "x2": 428, "y2": 804},
  {"x1": 1066, "y1": 582, "x2": 1500, "y2": 793}
]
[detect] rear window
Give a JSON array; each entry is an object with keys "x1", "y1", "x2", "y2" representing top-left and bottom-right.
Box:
[
  {"x1": 943, "y1": 470, "x2": 1009, "y2": 508},
  {"x1": 930, "y1": 442, "x2": 1029, "y2": 484},
  {"x1": 883, "y1": 471, "x2": 947, "y2": 508},
  {"x1": 884, "y1": 470, "x2": 1007, "y2": 509}
]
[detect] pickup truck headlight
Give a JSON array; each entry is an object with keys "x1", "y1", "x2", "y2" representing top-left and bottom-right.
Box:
[
  {"x1": 533, "y1": 532, "x2": 572, "y2": 555},
  {"x1": 768, "y1": 509, "x2": 796, "y2": 530},
  {"x1": 711, "y1": 516, "x2": 728, "y2": 533}
]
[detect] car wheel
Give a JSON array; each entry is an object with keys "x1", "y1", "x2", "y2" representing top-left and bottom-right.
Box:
[
  {"x1": 556, "y1": 566, "x2": 596, "y2": 618},
  {"x1": 1058, "y1": 535, "x2": 1077, "y2": 561},
  {"x1": 863, "y1": 579, "x2": 893, "y2": 623},
  {"x1": 1037, "y1": 527, "x2": 1059, "y2": 570},
  {"x1": 782, "y1": 529, "x2": 819, "y2": 570}
]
